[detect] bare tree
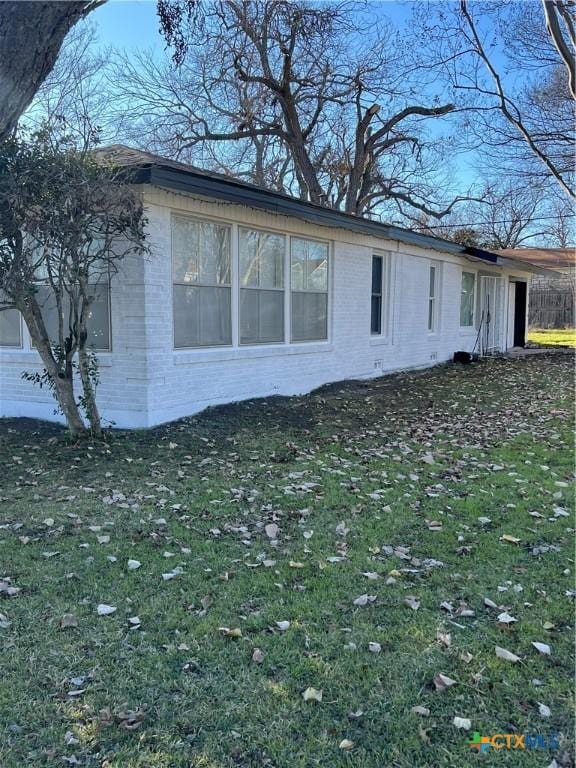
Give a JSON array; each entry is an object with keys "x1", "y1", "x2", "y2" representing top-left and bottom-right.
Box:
[
  {"x1": 415, "y1": 1, "x2": 575, "y2": 199},
  {"x1": 24, "y1": 22, "x2": 110, "y2": 150},
  {"x1": 413, "y1": 181, "x2": 555, "y2": 248},
  {"x1": 0, "y1": 136, "x2": 147, "y2": 436},
  {"x1": 0, "y1": 1, "x2": 105, "y2": 141},
  {"x1": 113, "y1": 0, "x2": 463, "y2": 219}
]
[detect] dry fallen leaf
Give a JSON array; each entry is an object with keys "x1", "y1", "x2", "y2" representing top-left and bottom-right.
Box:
[
  {"x1": 302, "y1": 687, "x2": 323, "y2": 702},
  {"x1": 500, "y1": 534, "x2": 521, "y2": 544},
  {"x1": 497, "y1": 611, "x2": 517, "y2": 625},
  {"x1": 252, "y1": 648, "x2": 265, "y2": 664},
  {"x1": 265, "y1": 523, "x2": 279, "y2": 540},
  {"x1": 353, "y1": 594, "x2": 376, "y2": 607},
  {"x1": 495, "y1": 646, "x2": 521, "y2": 663},
  {"x1": 276, "y1": 620, "x2": 290, "y2": 631},
  {"x1": 433, "y1": 673, "x2": 457, "y2": 691},
  {"x1": 218, "y1": 627, "x2": 242, "y2": 638},
  {"x1": 339, "y1": 739, "x2": 354, "y2": 750},
  {"x1": 60, "y1": 613, "x2": 78, "y2": 629},
  {"x1": 532, "y1": 641, "x2": 551, "y2": 655},
  {"x1": 368, "y1": 642, "x2": 381, "y2": 653},
  {"x1": 436, "y1": 628, "x2": 451, "y2": 647}
]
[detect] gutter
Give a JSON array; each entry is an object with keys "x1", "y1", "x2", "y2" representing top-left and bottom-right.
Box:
[{"x1": 130, "y1": 164, "x2": 557, "y2": 276}]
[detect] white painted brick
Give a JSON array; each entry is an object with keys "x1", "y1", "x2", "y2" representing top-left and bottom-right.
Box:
[{"x1": 0, "y1": 186, "x2": 532, "y2": 428}]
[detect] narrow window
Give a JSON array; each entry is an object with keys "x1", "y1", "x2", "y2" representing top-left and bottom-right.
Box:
[
  {"x1": 460, "y1": 271, "x2": 475, "y2": 327},
  {"x1": 172, "y1": 215, "x2": 231, "y2": 348},
  {"x1": 0, "y1": 307, "x2": 22, "y2": 347},
  {"x1": 239, "y1": 228, "x2": 285, "y2": 344},
  {"x1": 290, "y1": 238, "x2": 329, "y2": 342},
  {"x1": 428, "y1": 264, "x2": 437, "y2": 332},
  {"x1": 371, "y1": 255, "x2": 383, "y2": 334}
]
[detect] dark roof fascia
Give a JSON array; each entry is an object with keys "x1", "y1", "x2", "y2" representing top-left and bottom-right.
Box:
[{"x1": 132, "y1": 164, "x2": 513, "y2": 269}]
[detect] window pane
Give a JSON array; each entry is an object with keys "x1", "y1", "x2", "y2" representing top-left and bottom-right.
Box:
[
  {"x1": 86, "y1": 287, "x2": 111, "y2": 349},
  {"x1": 173, "y1": 216, "x2": 230, "y2": 285},
  {"x1": 291, "y1": 291, "x2": 328, "y2": 341},
  {"x1": 240, "y1": 229, "x2": 284, "y2": 288},
  {"x1": 291, "y1": 238, "x2": 328, "y2": 291},
  {"x1": 240, "y1": 289, "x2": 284, "y2": 344},
  {"x1": 371, "y1": 256, "x2": 383, "y2": 295},
  {"x1": 174, "y1": 284, "x2": 231, "y2": 348},
  {"x1": 429, "y1": 266, "x2": 436, "y2": 298},
  {"x1": 33, "y1": 285, "x2": 110, "y2": 350},
  {"x1": 460, "y1": 272, "x2": 475, "y2": 326},
  {"x1": 371, "y1": 295, "x2": 382, "y2": 335},
  {"x1": 428, "y1": 298, "x2": 435, "y2": 331},
  {"x1": 0, "y1": 308, "x2": 21, "y2": 347}
]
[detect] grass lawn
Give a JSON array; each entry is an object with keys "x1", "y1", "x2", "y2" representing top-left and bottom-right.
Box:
[
  {"x1": 0, "y1": 354, "x2": 574, "y2": 768},
  {"x1": 528, "y1": 328, "x2": 576, "y2": 347}
]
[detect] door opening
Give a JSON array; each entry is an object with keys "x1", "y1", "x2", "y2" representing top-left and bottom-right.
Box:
[{"x1": 513, "y1": 281, "x2": 527, "y2": 347}]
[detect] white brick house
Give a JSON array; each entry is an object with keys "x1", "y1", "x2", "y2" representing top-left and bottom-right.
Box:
[{"x1": 0, "y1": 146, "x2": 542, "y2": 429}]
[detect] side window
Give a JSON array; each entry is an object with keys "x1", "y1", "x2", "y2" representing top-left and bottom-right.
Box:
[
  {"x1": 460, "y1": 271, "x2": 476, "y2": 327},
  {"x1": 0, "y1": 307, "x2": 22, "y2": 347},
  {"x1": 428, "y1": 262, "x2": 441, "y2": 332},
  {"x1": 371, "y1": 255, "x2": 383, "y2": 335}
]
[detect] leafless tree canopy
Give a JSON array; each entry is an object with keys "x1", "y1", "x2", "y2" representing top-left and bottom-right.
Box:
[
  {"x1": 112, "y1": 0, "x2": 465, "y2": 218},
  {"x1": 414, "y1": 0, "x2": 575, "y2": 199}
]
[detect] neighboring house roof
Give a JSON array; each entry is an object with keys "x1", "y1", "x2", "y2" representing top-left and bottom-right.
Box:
[
  {"x1": 98, "y1": 144, "x2": 552, "y2": 275},
  {"x1": 495, "y1": 248, "x2": 575, "y2": 270}
]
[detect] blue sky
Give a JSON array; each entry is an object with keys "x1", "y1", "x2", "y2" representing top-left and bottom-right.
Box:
[{"x1": 90, "y1": 0, "x2": 415, "y2": 52}]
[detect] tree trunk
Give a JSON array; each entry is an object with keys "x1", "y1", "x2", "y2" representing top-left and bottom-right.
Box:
[
  {"x1": 0, "y1": 1, "x2": 102, "y2": 141},
  {"x1": 77, "y1": 343, "x2": 102, "y2": 436},
  {"x1": 19, "y1": 300, "x2": 87, "y2": 436}
]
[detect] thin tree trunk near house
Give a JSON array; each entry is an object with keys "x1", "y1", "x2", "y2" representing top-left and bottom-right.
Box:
[
  {"x1": 0, "y1": 1, "x2": 103, "y2": 141},
  {"x1": 19, "y1": 301, "x2": 87, "y2": 437},
  {"x1": 77, "y1": 342, "x2": 102, "y2": 436}
]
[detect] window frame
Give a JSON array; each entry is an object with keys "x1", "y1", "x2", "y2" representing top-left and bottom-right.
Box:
[
  {"x1": 428, "y1": 261, "x2": 441, "y2": 334},
  {"x1": 289, "y1": 235, "x2": 330, "y2": 343},
  {"x1": 171, "y1": 212, "x2": 332, "y2": 351},
  {"x1": 238, "y1": 226, "x2": 286, "y2": 346},
  {"x1": 370, "y1": 251, "x2": 391, "y2": 338},
  {"x1": 171, "y1": 213, "x2": 233, "y2": 349},
  {"x1": 0, "y1": 307, "x2": 23, "y2": 348},
  {"x1": 459, "y1": 270, "x2": 476, "y2": 328}
]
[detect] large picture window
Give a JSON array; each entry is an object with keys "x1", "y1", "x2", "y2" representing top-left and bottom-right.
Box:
[
  {"x1": 460, "y1": 271, "x2": 476, "y2": 327},
  {"x1": 290, "y1": 238, "x2": 329, "y2": 342},
  {"x1": 173, "y1": 216, "x2": 231, "y2": 348},
  {"x1": 239, "y1": 228, "x2": 285, "y2": 344}
]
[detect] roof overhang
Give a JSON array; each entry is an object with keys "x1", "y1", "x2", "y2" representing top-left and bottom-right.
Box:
[{"x1": 128, "y1": 163, "x2": 558, "y2": 276}]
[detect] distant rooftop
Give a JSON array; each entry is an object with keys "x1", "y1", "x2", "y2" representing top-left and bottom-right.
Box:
[{"x1": 496, "y1": 248, "x2": 575, "y2": 270}]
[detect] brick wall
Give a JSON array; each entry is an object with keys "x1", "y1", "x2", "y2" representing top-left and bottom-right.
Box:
[{"x1": 0, "y1": 186, "x2": 531, "y2": 428}]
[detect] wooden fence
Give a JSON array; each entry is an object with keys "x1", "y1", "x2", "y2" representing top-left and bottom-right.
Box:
[{"x1": 529, "y1": 288, "x2": 575, "y2": 329}]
